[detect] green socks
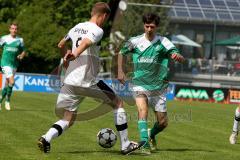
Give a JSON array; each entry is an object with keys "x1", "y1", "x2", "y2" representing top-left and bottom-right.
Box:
[
  {"x1": 6, "y1": 85, "x2": 13, "y2": 102},
  {"x1": 138, "y1": 120, "x2": 149, "y2": 147},
  {"x1": 0, "y1": 84, "x2": 14, "y2": 103},
  {"x1": 138, "y1": 120, "x2": 166, "y2": 147},
  {"x1": 150, "y1": 122, "x2": 164, "y2": 139},
  {"x1": 0, "y1": 87, "x2": 8, "y2": 103}
]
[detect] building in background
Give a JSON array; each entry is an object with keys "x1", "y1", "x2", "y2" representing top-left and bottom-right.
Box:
[
  {"x1": 164, "y1": 0, "x2": 240, "y2": 86},
  {"x1": 168, "y1": 0, "x2": 240, "y2": 60}
]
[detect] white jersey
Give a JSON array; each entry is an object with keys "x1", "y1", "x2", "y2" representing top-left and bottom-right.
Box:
[{"x1": 63, "y1": 22, "x2": 103, "y2": 87}]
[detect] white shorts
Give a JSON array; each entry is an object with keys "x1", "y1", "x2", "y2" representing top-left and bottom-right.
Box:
[
  {"x1": 1, "y1": 66, "x2": 17, "y2": 78},
  {"x1": 134, "y1": 90, "x2": 167, "y2": 113},
  {"x1": 56, "y1": 80, "x2": 117, "y2": 117}
]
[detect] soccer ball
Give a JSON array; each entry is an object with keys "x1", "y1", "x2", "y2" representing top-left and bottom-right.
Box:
[{"x1": 97, "y1": 128, "x2": 117, "y2": 148}]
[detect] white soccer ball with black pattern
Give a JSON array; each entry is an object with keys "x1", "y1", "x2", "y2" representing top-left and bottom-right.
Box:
[{"x1": 97, "y1": 128, "x2": 117, "y2": 148}]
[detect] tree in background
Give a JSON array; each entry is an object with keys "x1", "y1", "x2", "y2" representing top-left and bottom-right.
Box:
[
  {"x1": 0, "y1": 0, "x2": 110, "y2": 73},
  {"x1": 113, "y1": 0, "x2": 171, "y2": 38},
  {"x1": 0, "y1": 0, "x2": 171, "y2": 74}
]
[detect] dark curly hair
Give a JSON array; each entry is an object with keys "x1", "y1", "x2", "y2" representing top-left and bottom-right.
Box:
[{"x1": 142, "y1": 13, "x2": 160, "y2": 26}]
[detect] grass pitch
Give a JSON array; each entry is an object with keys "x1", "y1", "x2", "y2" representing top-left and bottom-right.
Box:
[{"x1": 0, "y1": 92, "x2": 239, "y2": 160}]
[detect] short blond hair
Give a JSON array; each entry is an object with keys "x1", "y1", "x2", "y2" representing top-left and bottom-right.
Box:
[{"x1": 91, "y1": 2, "x2": 111, "y2": 16}]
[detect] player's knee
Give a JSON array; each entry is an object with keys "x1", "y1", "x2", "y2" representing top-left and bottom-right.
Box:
[
  {"x1": 138, "y1": 107, "x2": 148, "y2": 117},
  {"x1": 111, "y1": 97, "x2": 123, "y2": 109},
  {"x1": 9, "y1": 82, "x2": 14, "y2": 87},
  {"x1": 55, "y1": 108, "x2": 65, "y2": 119},
  {"x1": 158, "y1": 118, "x2": 168, "y2": 128},
  {"x1": 8, "y1": 77, "x2": 15, "y2": 85},
  {"x1": 117, "y1": 98, "x2": 123, "y2": 107},
  {"x1": 113, "y1": 97, "x2": 123, "y2": 108}
]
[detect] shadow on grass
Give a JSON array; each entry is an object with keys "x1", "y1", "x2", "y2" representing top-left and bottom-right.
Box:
[
  {"x1": 59, "y1": 149, "x2": 121, "y2": 155},
  {"x1": 59, "y1": 147, "x2": 215, "y2": 156},
  {"x1": 160, "y1": 148, "x2": 215, "y2": 152},
  {"x1": 10, "y1": 108, "x2": 50, "y2": 112}
]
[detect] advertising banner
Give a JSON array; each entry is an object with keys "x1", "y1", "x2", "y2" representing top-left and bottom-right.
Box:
[
  {"x1": 13, "y1": 74, "x2": 24, "y2": 91},
  {"x1": 103, "y1": 79, "x2": 175, "y2": 101},
  {"x1": 229, "y1": 89, "x2": 240, "y2": 103},
  {"x1": 2, "y1": 73, "x2": 24, "y2": 91},
  {"x1": 175, "y1": 85, "x2": 228, "y2": 103},
  {"x1": 24, "y1": 75, "x2": 61, "y2": 93},
  {"x1": 166, "y1": 83, "x2": 175, "y2": 100}
]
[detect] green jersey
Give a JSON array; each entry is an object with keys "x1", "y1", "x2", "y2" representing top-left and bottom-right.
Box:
[
  {"x1": 120, "y1": 33, "x2": 180, "y2": 91},
  {"x1": 0, "y1": 34, "x2": 25, "y2": 68}
]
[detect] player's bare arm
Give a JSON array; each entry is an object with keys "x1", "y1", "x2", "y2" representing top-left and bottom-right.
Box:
[
  {"x1": 117, "y1": 53, "x2": 126, "y2": 84},
  {"x1": 57, "y1": 38, "x2": 66, "y2": 48},
  {"x1": 72, "y1": 38, "x2": 92, "y2": 58},
  {"x1": 58, "y1": 38, "x2": 72, "y2": 57},
  {"x1": 17, "y1": 51, "x2": 26, "y2": 60},
  {"x1": 63, "y1": 38, "x2": 92, "y2": 62}
]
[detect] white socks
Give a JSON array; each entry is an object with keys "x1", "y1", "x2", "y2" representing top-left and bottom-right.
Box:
[
  {"x1": 114, "y1": 108, "x2": 130, "y2": 150},
  {"x1": 43, "y1": 120, "x2": 69, "y2": 142},
  {"x1": 42, "y1": 109, "x2": 132, "y2": 150},
  {"x1": 233, "y1": 107, "x2": 240, "y2": 132}
]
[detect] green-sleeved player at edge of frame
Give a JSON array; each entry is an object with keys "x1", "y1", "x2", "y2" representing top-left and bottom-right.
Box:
[{"x1": 0, "y1": 23, "x2": 26, "y2": 111}]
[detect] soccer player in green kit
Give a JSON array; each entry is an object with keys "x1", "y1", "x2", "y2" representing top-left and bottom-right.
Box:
[
  {"x1": 0, "y1": 23, "x2": 26, "y2": 110},
  {"x1": 118, "y1": 13, "x2": 184, "y2": 154}
]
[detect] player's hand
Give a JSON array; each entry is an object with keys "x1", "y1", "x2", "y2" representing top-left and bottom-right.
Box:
[
  {"x1": 171, "y1": 53, "x2": 185, "y2": 63},
  {"x1": 63, "y1": 51, "x2": 75, "y2": 62},
  {"x1": 63, "y1": 51, "x2": 75, "y2": 68},
  {"x1": 17, "y1": 55, "x2": 24, "y2": 60},
  {"x1": 117, "y1": 70, "x2": 126, "y2": 84}
]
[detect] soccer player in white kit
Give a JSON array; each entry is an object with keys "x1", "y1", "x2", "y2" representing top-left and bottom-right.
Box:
[{"x1": 38, "y1": 2, "x2": 144, "y2": 155}]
